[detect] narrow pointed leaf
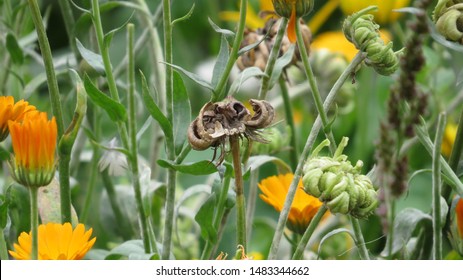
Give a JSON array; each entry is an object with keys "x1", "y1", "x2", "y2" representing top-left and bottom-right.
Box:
[
  {"x1": 6, "y1": 33, "x2": 24, "y2": 65},
  {"x1": 157, "y1": 159, "x2": 218, "y2": 175},
  {"x1": 84, "y1": 75, "x2": 127, "y2": 122},
  {"x1": 268, "y1": 44, "x2": 295, "y2": 89},
  {"x1": 164, "y1": 62, "x2": 214, "y2": 91},
  {"x1": 173, "y1": 72, "x2": 191, "y2": 155},
  {"x1": 194, "y1": 194, "x2": 218, "y2": 243},
  {"x1": 140, "y1": 72, "x2": 173, "y2": 139},
  {"x1": 212, "y1": 35, "x2": 230, "y2": 88},
  {"x1": 76, "y1": 39, "x2": 105, "y2": 75}
]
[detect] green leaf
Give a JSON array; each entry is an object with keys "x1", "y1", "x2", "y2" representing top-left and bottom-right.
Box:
[
  {"x1": 6, "y1": 33, "x2": 24, "y2": 65},
  {"x1": 105, "y1": 240, "x2": 159, "y2": 260},
  {"x1": 268, "y1": 44, "x2": 295, "y2": 89},
  {"x1": 237, "y1": 33, "x2": 267, "y2": 56},
  {"x1": 173, "y1": 72, "x2": 191, "y2": 155},
  {"x1": 76, "y1": 39, "x2": 105, "y2": 75},
  {"x1": 84, "y1": 75, "x2": 127, "y2": 122},
  {"x1": 245, "y1": 155, "x2": 292, "y2": 175},
  {"x1": 172, "y1": 3, "x2": 195, "y2": 26},
  {"x1": 140, "y1": 71, "x2": 173, "y2": 139},
  {"x1": 157, "y1": 159, "x2": 218, "y2": 175},
  {"x1": 381, "y1": 208, "x2": 432, "y2": 258},
  {"x1": 24, "y1": 69, "x2": 67, "y2": 99},
  {"x1": 0, "y1": 188, "x2": 11, "y2": 229},
  {"x1": 208, "y1": 17, "x2": 235, "y2": 38},
  {"x1": 0, "y1": 146, "x2": 9, "y2": 161},
  {"x1": 164, "y1": 62, "x2": 214, "y2": 91},
  {"x1": 229, "y1": 67, "x2": 267, "y2": 96},
  {"x1": 103, "y1": 11, "x2": 135, "y2": 50},
  {"x1": 317, "y1": 229, "x2": 355, "y2": 260},
  {"x1": 194, "y1": 194, "x2": 218, "y2": 243},
  {"x1": 211, "y1": 35, "x2": 230, "y2": 88},
  {"x1": 38, "y1": 178, "x2": 78, "y2": 227}
]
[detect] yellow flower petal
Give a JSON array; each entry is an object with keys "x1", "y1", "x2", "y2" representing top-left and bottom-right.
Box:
[
  {"x1": 9, "y1": 222, "x2": 96, "y2": 260},
  {"x1": 258, "y1": 173, "x2": 328, "y2": 234}
]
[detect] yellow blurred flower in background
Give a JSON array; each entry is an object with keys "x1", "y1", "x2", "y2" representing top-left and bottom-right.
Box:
[
  {"x1": 9, "y1": 222, "x2": 96, "y2": 260},
  {"x1": 259, "y1": 173, "x2": 326, "y2": 234},
  {"x1": 339, "y1": 0, "x2": 411, "y2": 24},
  {"x1": 311, "y1": 30, "x2": 391, "y2": 61},
  {"x1": 442, "y1": 122, "x2": 458, "y2": 157}
]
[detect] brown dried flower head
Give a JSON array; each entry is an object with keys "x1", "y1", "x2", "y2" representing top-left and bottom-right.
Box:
[{"x1": 188, "y1": 97, "x2": 275, "y2": 164}]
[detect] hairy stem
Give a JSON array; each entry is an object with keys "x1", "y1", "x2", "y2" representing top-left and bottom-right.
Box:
[
  {"x1": 213, "y1": 0, "x2": 248, "y2": 101},
  {"x1": 351, "y1": 217, "x2": 370, "y2": 260},
  {"x1": 231, "y1": 136, "x2": 247, "y2": 249},
  {"x1": 432, "y1": 113, "x2": 446, "y2": 260},
  {"x1": 268, "y1": 52, "x2": 366, "y2": 259},
  {"x1": 292, "y1": 204, "x2": 328, "y2": 260},
  {"x1": 258, "y1": 17, "x2": 288, "y2": 100},
  {"x1": 29, "y1": 187, "x2": 38, "y2": 260},
  {"x1": 279, "y1": 76, "x2": 298, "y2": 170},
  {"x1": 296, "y1": 19, "x2": 337, "y2": 154}
]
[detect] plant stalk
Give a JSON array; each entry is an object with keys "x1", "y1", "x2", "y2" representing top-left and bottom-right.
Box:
[
  {"x1": 230, "y1": 136, "x2": 247, "y2": 249},
  {"x1": 351, "y1": 217, "x2": 370, "y2": 260},
  {"x1": 432, "y1": 113, "x2": 446, "y2": 260},
  {"x1": 268, "y1": 52, "x2": 366, "y2": 259},
  {"x1": 292, "y1": 204, "x2": 328, "y2": 260},
  {"x1": 258, "y1": 17, "x2": 288, "y2": 100},
  {"x1": 214, "y1": 0, "x2": 248, "y2": 101},
  {"x1": 279, "y1": 76, "x2": 298, "y2": 170},
  {"x1": 29, "y1": 187, "x2": 39, "y2": 260},
  {"x1": 296, "y1": 19, "x2": 337, "y2": 154}
]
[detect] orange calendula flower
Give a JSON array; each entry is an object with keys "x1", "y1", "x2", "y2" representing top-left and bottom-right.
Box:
[
  {"x1": 8, "y1": 111, "x2": 57, "y2": 188},
  {"x1": 449, "y1": 197, "x2": 463, "y2": 256},
  {"x1": 0, "y1": 96, "x2": 36, "y2": 142},
  {"x1": 9, "y1": 222, "x2": 96, "y2": 260},
  {"x1": 339, "y1": 0, "x2": 411, "y2": 25},
  {"x1": 259, "y1": 173, "x2": 326, "y2": 234}
]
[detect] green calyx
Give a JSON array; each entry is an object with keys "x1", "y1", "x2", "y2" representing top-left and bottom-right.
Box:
[
  {"x1": 272, "y1": 0, "x2": 314, "y2": 19},
  {"x1": 342, "y1": 6, "x2": 403, "y2": 76},
  {"x1": 302, "y1": 137, "x2": 378, "y2": 219}
]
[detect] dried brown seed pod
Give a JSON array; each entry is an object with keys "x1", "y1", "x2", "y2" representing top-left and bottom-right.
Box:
[{"x1": 244, "y1": 99, "x2": 275, "y2": 128}]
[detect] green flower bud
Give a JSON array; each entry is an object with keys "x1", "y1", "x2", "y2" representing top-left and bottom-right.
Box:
[
  {"x1": 272, "y1": 0, "x2": 314, "y2": 18},
  {"x1": 435, "y1": 8, "x2": 463, "y2": 44},
  {"x1": 342, "y1": 6, "x2": 403, "y2": 76},
  {"x1": 302, "y1": 137, "x2": 379, "y2": 218}
]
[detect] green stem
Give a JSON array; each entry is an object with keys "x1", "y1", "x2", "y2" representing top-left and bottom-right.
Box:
[
  {"x1": 230, "y1": 136, "x2": 246, "y2": 249},
  {"x1": 160, "y1": 0, "x2": 178, "y2": 260},
  {"x1": 350, "y1": 217, "x2": 370, "y2": 260},
  {"x1": 442, "y1": 109, "x2": 463, "y2": 202},
  {"x1": 163, "y1": 0, "x2": 173, "y2": 122},
  {"x1": 213, "y1": 0, "x2": 247, "y2": 101},
  {"x1": 101, "y1": 171, "x2": 134, "y2": 240},
  {"x1": 268, "y1": 52, "x2": 366, "y2": 259},
  {"x1": 58, "y1": 154, "x2": 72, "y2": 223},
  {"x1": 27, "y1": 0, "x2": 65, "y2": 136},
  {"x1": 416, "y1": 122, "x2": 463, "y2": 197},
  {"x1": 0, "y1": 228, "x2": 8, "y2": 260},
  {"x1": 279, "y1": 76, "x2": 298, "y2": 170},
  {"x1": 29, "y1": 187, "x2": 39, "y2": 260},
  {"x1": 432, "y1": 113, "x2": 446, "y2": 260},
  {"x1": 386, "y1": 198, "x2": 395, "y2": 258},
  {"x1": 245, "y1": 170, "x2": 259, "y2": 242},
  {"x1": 296, "y1": 19, "x2": 336, "y2": 154},
  {"x1": 80, "y1": 148, "x2": 98, "y2": 223},
  {"x1": 58, "y1": 0, "x2": 79, "y2": 61},
  {"x1": 128, "y1": 23, "x2": 151, "y2": 253},
  {"x1": 258, "y1": 17, "x2": 288, "y2": 100},
  {"x1": 292, "y1": 204, "x2": 328, "y2": 260},
  {"x1": 201, "y1": 175, "x2": 232, "y2": 259}
]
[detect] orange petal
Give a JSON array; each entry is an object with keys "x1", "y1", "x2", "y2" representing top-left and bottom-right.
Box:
[{"x1": 287, "y1": 7, "x2": 297, "y2": 43}]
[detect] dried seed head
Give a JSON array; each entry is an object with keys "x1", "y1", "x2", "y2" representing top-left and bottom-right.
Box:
[{"x1": 187, "y1": 98, "x2": 275, "y2": 165}]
